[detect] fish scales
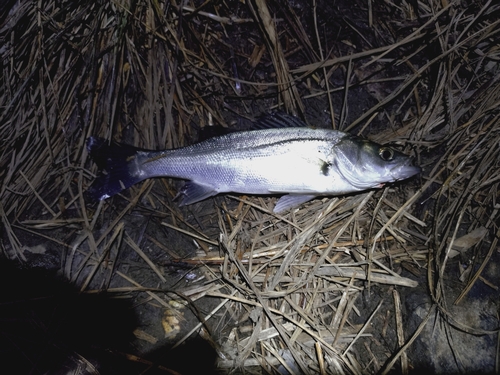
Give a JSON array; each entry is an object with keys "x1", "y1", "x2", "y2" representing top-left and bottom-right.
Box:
[{"x1": 139, "y1": 128, "x2": 345, "y2": 195}]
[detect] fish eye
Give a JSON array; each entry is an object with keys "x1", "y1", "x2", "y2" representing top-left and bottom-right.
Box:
[{"x1": 379, "y1": 147, "x2": 394, "y2": 161}]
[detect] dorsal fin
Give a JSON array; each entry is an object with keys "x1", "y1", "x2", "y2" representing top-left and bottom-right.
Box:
[
  {"x1": 196, "y1": 111, "x2": 309, "y2": 142},
  {"x1": 251, "y1": 111, "x2": 308, "y2": 130}
]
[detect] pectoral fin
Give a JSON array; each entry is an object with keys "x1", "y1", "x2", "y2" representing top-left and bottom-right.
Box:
[
  {"x1": 274, "y1": 194, "x2": 316, "y2": 213},
  {"x1": 176, "y1": 181, "x2": 218, "y2": 206}
]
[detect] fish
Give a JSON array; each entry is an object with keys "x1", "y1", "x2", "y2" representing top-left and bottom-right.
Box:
[{"x1": 86, "y1": 112, "x2": 420, "y2": 213}]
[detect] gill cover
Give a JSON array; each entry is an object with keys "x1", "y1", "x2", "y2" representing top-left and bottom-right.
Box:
[{"x1": 333, "y1": 136, "x2": 419, "y2": 190}]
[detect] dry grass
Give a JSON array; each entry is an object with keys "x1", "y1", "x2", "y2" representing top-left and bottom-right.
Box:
[{"x1": 1, "y1": 0, "x2": 500, "y2": 373}]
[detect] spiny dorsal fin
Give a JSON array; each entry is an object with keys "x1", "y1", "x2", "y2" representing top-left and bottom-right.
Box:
[{"x1": 252, "y1": 111, "x2": 309, "y2": 130}]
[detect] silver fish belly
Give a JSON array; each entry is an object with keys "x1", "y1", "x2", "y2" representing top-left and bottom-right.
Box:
[{"x1": 87, "y1": 120, "x2": 420, "y2": 213}]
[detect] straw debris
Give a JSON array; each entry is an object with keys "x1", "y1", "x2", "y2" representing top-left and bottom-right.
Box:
[{"x1": 1, "y1": 0, "x2": 499, "y2": 373}]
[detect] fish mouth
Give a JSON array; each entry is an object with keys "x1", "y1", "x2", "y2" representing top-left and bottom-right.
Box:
[{"x1": 391, "y1": 162, "x2": 421, "y2": 181}]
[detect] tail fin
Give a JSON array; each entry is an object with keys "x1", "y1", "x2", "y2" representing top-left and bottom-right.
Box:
[{"x1": 86, "y1": 137, "x2": 148, "y2": 201}]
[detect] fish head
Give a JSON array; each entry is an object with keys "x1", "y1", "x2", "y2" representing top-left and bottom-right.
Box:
[{"x1": 332, "y1": 136, "x2": 421, "y2": 191}]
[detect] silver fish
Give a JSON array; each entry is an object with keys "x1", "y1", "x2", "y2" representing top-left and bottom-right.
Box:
[{"x1": 87, "y1": 113, "x2": 420, "y2": 213}]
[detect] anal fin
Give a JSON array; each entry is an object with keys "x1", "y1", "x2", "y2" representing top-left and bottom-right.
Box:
[
  {"x1": 274, "y1": 194, "x2": 316, "y2": 213},
  {"x1": 176, "y1": 181, "x2": 218, "y2": 206}
]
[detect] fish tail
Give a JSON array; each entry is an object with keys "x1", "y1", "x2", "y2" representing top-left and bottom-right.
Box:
[{"x1": 86, "y1": 137, "x2": 149, "y2": 201}]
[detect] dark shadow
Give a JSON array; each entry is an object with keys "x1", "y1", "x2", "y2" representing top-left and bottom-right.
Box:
[
  {"x1": 0, "y1": 259, "x2": 139, "y2": 374},
  {"x1": 0, "y1": 258, "x2": 219, "y2": 374},
  {"x1": 143, "y1": 336, "x2": 219, "y2": 375}
]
